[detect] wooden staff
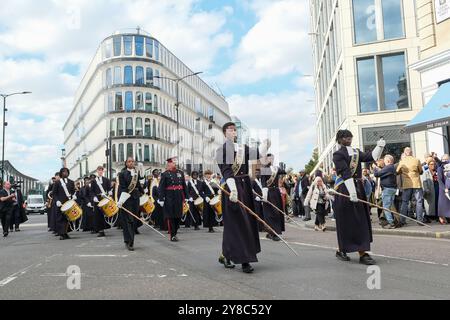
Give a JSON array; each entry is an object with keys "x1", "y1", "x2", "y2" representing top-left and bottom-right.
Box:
[
  {"x1": 253, "y1": 191, "x2": 303, "y2": 228},
  {"x1": 329, "y1": 189, "x2": 432, "y2": 228},
  {"x1": 212, "y1": 182, "x2": 299, "y2": 256}
]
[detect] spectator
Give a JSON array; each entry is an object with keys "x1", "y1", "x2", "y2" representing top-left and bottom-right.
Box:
[
  {"x1": 299, "y1": 171, "x2": 312, "y2": 221},
  {"x1": 396, "y1": 147, "x2": 425, "y2": 225},
  {"x1": 374, "y1": 155, "x2": 398, "y2": 229},
  {"x1": 362, "y1": 168, "x2": 373, "y2": 202},
  {"x1": 0, "y1": 181, "x2": 16, "y2": 237},
  {"x1": 304, "y1": 176, "x2": 332, "y2": 232},
  {"x1": 437, "y1": 154, "x2": 450, "y2": 224},
  {"x1": 422, "y1": 159, "x2": 439, "y2": 221}
]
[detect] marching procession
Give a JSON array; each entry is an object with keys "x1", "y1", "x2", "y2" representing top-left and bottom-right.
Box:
[{"x1": 37, "y1": 121, "x2": 393, "y2": 274}]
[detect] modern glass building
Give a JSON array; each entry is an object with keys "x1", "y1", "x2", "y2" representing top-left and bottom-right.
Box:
[
  {"x1": 309, "y1": 0, "x2": 426, "y2": 172},
  {"x1": 63, "y1": 29, "x2": 231, "y2": 178}
]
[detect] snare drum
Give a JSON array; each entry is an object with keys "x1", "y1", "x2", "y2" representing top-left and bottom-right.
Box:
[
  {"x1": 209, "y1": 195, "x2": 222, "y2": 215},
  {"x1": 61, "y1": 200, "x2": 83, "y2": 222},
  {"x1": 98, "y1": 198, "x2": 119, "y2": 218},
  {"x1": 140, "y1": 194, "x2": 155, "y2": 215},
  {"x1": 194, "y1": 197, "x2": 204, "y2": 212}
]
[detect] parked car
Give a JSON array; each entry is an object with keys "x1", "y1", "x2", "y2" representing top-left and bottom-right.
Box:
[{"x1": 25, "y1": 195, "x2": 46, "y2": 215}]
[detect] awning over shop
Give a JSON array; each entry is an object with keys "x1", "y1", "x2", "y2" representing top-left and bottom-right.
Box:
[{"x1": 404, "y1": 82, "x2": 450, "y2": 133}]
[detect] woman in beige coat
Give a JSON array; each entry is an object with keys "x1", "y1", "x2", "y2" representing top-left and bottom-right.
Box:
[{"x1": 304, "y1": 176, "x2": 333, "y2": 231}]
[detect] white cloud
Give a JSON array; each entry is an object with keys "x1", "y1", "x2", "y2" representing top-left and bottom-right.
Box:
[{"x1": 217, "y1": 0, "x2": 312, "y2": 86}]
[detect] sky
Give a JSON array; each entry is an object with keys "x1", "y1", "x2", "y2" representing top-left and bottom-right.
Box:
[{"x1": 0, "y1": 0, "x2": 315, "y2": 181}]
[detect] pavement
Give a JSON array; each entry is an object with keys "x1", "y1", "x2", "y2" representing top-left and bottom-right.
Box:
[
  {"x1": 302, "y1": 210, "x2": 450, "y2": 239},
  {"x1": 1, "y1": 214, "x2": 450, "y2": 300}
]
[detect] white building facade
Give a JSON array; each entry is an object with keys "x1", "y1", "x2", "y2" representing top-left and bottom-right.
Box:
[
  {"x1": 63, "y1": 29, "x2": 231, "y2": 179},
  {"x1": 310, "y1": 0, "x2": 426, "y2": 172}
]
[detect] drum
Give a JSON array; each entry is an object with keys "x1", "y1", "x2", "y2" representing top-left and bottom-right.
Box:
[
  {"x1": 140, "y1": 194, "x2": 155, "y2": 215},
  {"x1": 209, "y1": 195, "x2": 222, "y2": 215},
  {"x1": 194, "y1": 197, "x2": 204, "y2": 212},
  {"x1": 183, "y1": 202, "x2": 190, "y2": 215},
  {"x1": 61, "y1": 200, "x2": 83, "y2": 222},
  {"x1": 98, "y1": 198, "x2": 119, "y2": 218}
]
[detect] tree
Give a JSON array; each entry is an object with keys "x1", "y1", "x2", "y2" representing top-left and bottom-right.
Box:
[{"x1": 305, "y1": 148, "x2": 319, "y2": 174}]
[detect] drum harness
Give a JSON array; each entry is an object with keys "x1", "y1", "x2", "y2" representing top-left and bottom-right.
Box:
[
  {"x1": 95, "y1": 177, "x2": 118, "y2": 227},
  {"x1": 61, "y1": 179, "x2": 83, "y2": 232}
]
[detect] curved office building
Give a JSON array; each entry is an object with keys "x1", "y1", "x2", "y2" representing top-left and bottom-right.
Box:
[{"x1": 63, "y1": 29, "x2": 231, "y2": 178}]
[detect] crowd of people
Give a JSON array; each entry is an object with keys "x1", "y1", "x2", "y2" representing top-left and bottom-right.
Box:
[{"x1": 0, "y1": 181, "x2": 27, "y2": 237}]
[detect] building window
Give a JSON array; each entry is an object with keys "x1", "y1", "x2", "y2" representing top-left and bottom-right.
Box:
[
  {"x1": 125, "y1": 91, "x2": 133, "y2": 111},
  {"x1": 136, "y1": 143, "x2": 143, "y2": 161},
  {"x1": 118, "y1": 144, "x2": 124, "y2": 162},
  {"x1": 124, "y1": 36, "x2": 133, "y2": 56},
  {"x1": 144, "y1": 144, "x2": 150, "y2": 162},
  {"x1": 146, "y1": 38, "x2": 153, "y2": 58},
  {"x1": 115, "y1": 92, "x2": 123, "y2": 111},
  {"x1": 136, "y1": 92, "x2": 143, "y2": 110},
  {"x1": 154, "y1": 41, "x2": 160, "y2": 61},
  {"x1": 154, "y1": 94, "x2": 158, "y2": 113},
  {"x1": 145, "y1": 93, "x2": 152, "y2": 112},
  {"x1": 124, "y1": 66, "x2": 133, "y2": 85},
  {"x1": 145, "y1": 118, "x2": 151, "y2": 137},
  {"x1": 127, "y1": 143, "x2": 133, "y2": 158},
  {"x1": 152, "y1": 120, "x2": 156, "y2": 137},
  {"x1": 352, "y1": 0, "x2": 404, "y2": 44},
  {"x1": 136, "y1": 66, "x2": 144, "y2": 85},
  {"x1": 108, "y1": 92, "x2": 114, "y2": 112},
  {"x1": 357, "y1": 52, "x2": 408, "y2": 113},
  {"x1": 126, "y1": 117, "x2": 133, "y2": 136},
  {"x1": 114, "y1": 67, "x2": 122, "y2": 85},
  {"x1": 151, "y1": 144, "x2": 155, "y2": 162},
  {"x1": 110, "y1": 119, "x2": 115, "y2": 137},
  {"x1": 106, "y1": 68, "x2": 112, "y2": 87},
  {"x1": 135, "y1": 36, "x2": 144, "y2": 56},
  {"x1": 208, "y1": 106, "x2": 214, "y2": 122},
  {"x1": 362, "y1": 125, "x2": 410, "y2": 161},
  {"x1": 154, "y1": 69, "x2": 160, "y2": 87},
  {"x1": 117, "y1": 118, "x2": 124, "y2": 136},
  {"x1": 146, "y1": 68, "x2": 153, "y2": 85},
  {"x1": 112, "y1": 144, "x2": 117, "y2": 162},
  {"x1": 113, "y1": 36, "x2": 121, "y2": 56},
  {"x1": 103, "y1": 38, "x2": 112, "y2": 59},
  {"x1": 136, "y1": 117, "x2": 143, "y2": 136}
]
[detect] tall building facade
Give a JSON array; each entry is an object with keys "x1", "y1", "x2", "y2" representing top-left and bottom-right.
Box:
[
  {"x1": 231, "y1": 115, "x2": 250, "y2": 145},
  {"x1": 63, "y1": 29, "x2": 231, "y2": 179},
  {"x1": 310, "y1": 0, "x2": 425, "y2": 172},
  {"x1": 410, "y1": 0, "x2": 450, "y2": 155}
]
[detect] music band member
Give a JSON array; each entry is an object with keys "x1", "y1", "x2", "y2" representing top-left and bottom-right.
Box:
[
  {"x1": 186, "y1": 171, "x2": 203, "y2": 231},
  {"x1": 147, "y1": 169, "x2": 166, "y2": 231},
  {"x1": 203, "y1": 170, "x2": 219, "y2": 233},
  {"x1": 261, "y1": 154, "x2": 286, "y2": 241},
  {"x1": 80, "y1": 176, "x2": 94, "y2": 232},
  {"x1": 91, "y1": 166, "x2": 113, "y2": 237},
  {"x1": 157, "y1": 157, "x2": 189, "y2": 242},
  {"x1": 216, "y1": 122, "x2": 270, "y2": 273},
  {"x1": 0, "y1": 181, "x2": 16, "y2": 237},
  {"x1": 251, "y1": 168, "x2": 265, "y2": 232},
  {"x1": 333, "y1": 130, "x2": 385, "y2": 265},
  {"x1": 53, "y1": 168, "x2": 76, "y2": 240},
  {"x1": 117, "y1": 157, "x2": 145, "y2": 251}
]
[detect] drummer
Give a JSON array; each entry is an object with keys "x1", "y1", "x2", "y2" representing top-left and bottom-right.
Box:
[
  {"x1": 203, "y1": 170, "x2": 219, "y2": 233},
  {"x1": 53, "y1": 168, "x2": 76, "y2": 240},
  {"x1": 186, "y1": 171, "x2": 203, "y2": 231},
  {"x1": 91, "y1": 166, "x2": 113, "y2": 237}
]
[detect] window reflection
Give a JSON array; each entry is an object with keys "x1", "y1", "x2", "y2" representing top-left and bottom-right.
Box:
[
  {"x1": 115, "y1": 92, "x2": 123, "y2": 111},
  {"x1": 126, "y1": 118, "x2": 133, "y2": 136},
  {"x1": 136, "y1": 66, "x2": 144, "y2": 85},
  {"x1": 135, "y1": 36, "x2": 144, "y2": 56},
  {"x1": 114, "y1": 67, "x2": 122, "y2": 85},
  {"x1": 113, "y1": 36, "x2": 122, "y2": 56},
  {"x1": 124, "y1": 36, "x2": 133, "y2": 56},
  {"x1": 146, "y1": 38, "x2": 153, "y2": 58},
  {"x1": 117, "y1": 119, "x2": 124, "y2": 136},
  {"x1": 382, "y1": 0, "x2": 404, "y2": 39},
  {"x1": 381, "y1": 54, "x2": 408, "y2": 110},
  {"x1": 125, "y1": 91, "x2": 133, "y2": 111},
  {"x1": 118, "y1": 144, "x2": 124, "y2": 162},
  {"x1": 145, "y1": 93, "x2": 152, "y2": 111},
  {"x1": 127, "y1": 143, "x2": 133, "y2": 158},
  {"x1": 357, "y1": 57, "x2": 377, "y2": 113}
]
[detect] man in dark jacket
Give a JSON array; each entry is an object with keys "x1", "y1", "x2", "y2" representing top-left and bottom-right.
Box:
[
  {"x1": 374, "y1": 155, "x2": 398, "y2": 228},
  {"x1": 9, "y1": 185, "x2": 27, "y2": 232},
  {"x1": 0, "y1": 181, "x2": 16, "y2": 237},
  {"x1": 298, "y1": 170, "x2": 311, "y2": 221}
]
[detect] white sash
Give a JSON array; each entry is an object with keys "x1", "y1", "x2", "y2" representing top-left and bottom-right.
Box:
[
  {"x1": 190, "y1": 180, "x2": 201, "y2": 197},
  {"x1": 205, "y1": 180, "x2": 215, "y2": 195},
  {"x1": 255, "y1": 178, "x2": 263, "y2": 191},
  {"x1": 232, "y1": 144, "x2": 245, "y2": 176},
  {"x1": 61, "y1": 179, "x2": 71, "y2": 199},
  {"x1": 95, "y1": 177, "x2": 106, "y2": 195}
]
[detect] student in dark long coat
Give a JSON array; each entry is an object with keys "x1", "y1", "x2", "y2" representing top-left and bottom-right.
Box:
[
  {"x1": 146, "y1": 169, "x2": 166, "y2": 231},
  {"x1": 261, "y1": 154, "x2": 286, "y2": 241},
  {"x1": 332, "y1": 130, "x2": 385, "y2": 265},
  {"x1": 216, "y1": 122, "x2": 270, "y2": 274},
  {"x1": 80, "y1": 177, "x2": 94, "y2": 232},
  {"x1": 251, "y1": 169, "x2": 265, "y2": 232},
  {"x1": 157, "y1": 157, "x2": 189, "y2": 242},
  {"x1": 203, "y1": 170, "x2": 219, "y2": 233},
  {"x1": 9, "y1": 186, "x2": 28, "y2": 232},
  {"x1": 186, "y1": 171, "x2": 203, "y2": 231},
  {"x1": 46, "y1": 173, "x2": 59, "y2": 233},
  {"x1": 117, "y1": 158, "x2": 145, "y2": 251},
  {"x1": 53, "y1": 168, "x2": 76, "y2": 240},
  {"x1": 91, "y1": 166, "x2": 113, "y2": 237}
]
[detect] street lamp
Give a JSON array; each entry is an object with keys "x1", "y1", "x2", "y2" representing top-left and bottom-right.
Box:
[
  {"x1": 0, "y1": 91, "x2": 32, "y2": 182},
  {"x1": 61, "y1": 148, "x2": 66, "y2": 168},
  {"x1": 154, "y1": 72, "x2": 203, "y2": 164}
]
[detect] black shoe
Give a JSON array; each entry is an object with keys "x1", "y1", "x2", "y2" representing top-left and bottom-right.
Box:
[
  {"x1": 170, "y1": 236, "x2": 179, "y2": 242},
  {"x1": 242, "y1": 263, "x2": 254, "y2": 273},
  {"x1": 219, "y1": 255, "x2": 235, "y2": 269},
  {"x1": 97, "y1": 231, "x2": 105, "y2": 237},
  {"x1": 272, "y1": 235, "x2": 281, "y2": 242},
  {"x1": 59, "y1": 235, "x2": 65, "y2": 240},
  {"x1": 302, "y1": 218, "x2": 311, "y2": 221},
  {"x1": 15, "y1": 228, "x2": 20, "y2": 232},
  {"x1": 126, "y1": 243, "x2": 134, "y2": 251},
  {"x1": 208, "y1": 228, "x2": 215, "y2": 233},
  {"x1": 266, "y1": 233, "x2": 273, "y2": 240},
  {"x1": 3, "y1": 232, "x2": 8, "y2": 237},
  {"x1": 194, "y1": 226, "x2": 200, "y2": 230},
  {"x1": 91, "y1": 231, "x2": 96, "y2": 234},
  {"x1": 359, "y1": 253, "x2": 376, "y2": 265},
  {"x1": 336, "y1": 251, "x2": 350, "y2": 262},
  {"x1": 135, "y1": 230, "x2": 140, "y2": 235},
  {"x1": 64, "y1": 234, "x2": 71, "y2": 240}
]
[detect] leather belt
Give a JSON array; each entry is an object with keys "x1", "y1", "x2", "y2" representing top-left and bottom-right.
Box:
[{"x1": 166, "y1": 185, "x2": 183, "y2": 191}]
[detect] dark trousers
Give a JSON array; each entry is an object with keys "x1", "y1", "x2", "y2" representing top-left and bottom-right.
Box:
[
  {"x1": 292, "y1": 198, "x2": 300, "y2": 216},
  {"x1": 315, "y1": 203, "x2": 326, "y2": 226},
  {"x1": 9, "y1": 206, "x2": 20, "y2": 230},
  {"x1": 167, "y1": 218, "x2": 180, "y2": 237},
  {"x1": 1, "y1": 207, "x2": 12, "y2": 233},
  {"x1": 120, "y1": 198, "x2": 139, "y2": 245}
]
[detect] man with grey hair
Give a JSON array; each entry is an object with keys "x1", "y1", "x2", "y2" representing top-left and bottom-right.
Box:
[
  {"x1": 374, "y1": 155, "x2": 397, "y2": 228},
  {"x1": 396, "y1": 147, "x2": 425, "y2": 225}
]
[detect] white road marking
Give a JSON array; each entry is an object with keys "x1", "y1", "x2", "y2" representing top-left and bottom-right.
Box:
[
  {"x1": 19, "y1": 223, "x2": 48, "y2": 228},
  {"x1": 169, "y1": 268, "x2": 177, "y2": 272},
  {"x1": 147, "y1": 259, "x2": 160, "y2": 264},
  {"x1": 0, "y1": 277, "x2": 17, "y2": 286},
  {"x1": 177, "y1": 274, "x2": 188, "y2": 277},
  {"x1": 157, "y1": 275, "x2": 167, "y2": 278},
  {"x1": 73, "y1": 254, "x2": 128, "y2": 258},
  {"x1": 0, "y1": 264, "x2": 36, "y2": 287}
]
